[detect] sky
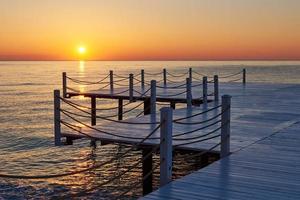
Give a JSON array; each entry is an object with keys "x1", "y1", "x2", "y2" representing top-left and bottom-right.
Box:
[{"x1": 0, "y1": 0, "x2": 300, "y2": 61}]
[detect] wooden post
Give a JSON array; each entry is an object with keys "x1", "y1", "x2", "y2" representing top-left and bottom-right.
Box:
[
  {"x1": 170, "y1": 102, "x2": 176, "y2": 109},
  {"x1": 142, "y1": 148, "x2": 153, "y2": 195},
  {"x1": 91, "y1": 97, "x2": 96, "y2": 126},
  {"x1": 54, "y1": 90, "x2": 61, "y2": 146},
  {"x1": 221, "y1": 95, "x2": 231, "y2": 158},
  {"x1": 160, "y1": 107, "x2": 173, "y2": 187},
  {"x1": 186, "y1": 78, "x2": 192, "y2": 108},
  {"x1": 163, "y1": 68, "x2": 167, "y2": 86},
  {"x1": 214, "y1": 75, "x2": 219, "y2": 102},
  {"x1": 109, "y1": 70, "x2": 114, "y2": 92},
  {"x1": 129, "y1": 73, "x2": 134, "y2": 102},
  {"x1": 243, "y1": 68, "x2": 246, "y2": 85},
  {"x1": 118, "y1": 98, "x2": 123, "y2": 120},
  {"x1": 189, "y1": 68, "x2": 192, "y2": 83},
  {"x1": 202, "y1": 76, "x2": 208, "y2": 105},
  {"x1": 62, "y1": 72, "x2": 67, "y2": 98},
  {"x1": 141, "y1": 69, "x2": 145, "y2": 89},
  {"x1": 150, "y1": 80, "x2": 156, "y2": 115}
]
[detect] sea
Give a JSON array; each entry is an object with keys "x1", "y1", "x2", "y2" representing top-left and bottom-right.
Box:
[{"x1": 0, "y1": 61, "x2": 300, "y2": 199}]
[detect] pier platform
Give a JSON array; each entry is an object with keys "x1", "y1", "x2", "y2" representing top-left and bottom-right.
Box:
[{"x1": 141, "y1": 82, "x2": 300, "y2": 199}]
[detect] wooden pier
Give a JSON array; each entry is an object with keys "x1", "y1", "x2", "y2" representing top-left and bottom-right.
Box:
[{"x1": 52, "y1": 68, "x2": 300, "y2": 198}]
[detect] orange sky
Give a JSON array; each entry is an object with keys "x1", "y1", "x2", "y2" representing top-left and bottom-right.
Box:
[{"x1": 0, "y1": 0, "x2": 300, "y2": 61}]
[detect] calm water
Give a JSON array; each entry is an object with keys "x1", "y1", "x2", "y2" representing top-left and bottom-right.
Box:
[{"x1": 0, "y1": 61, "x2": 300, "y2": 199}]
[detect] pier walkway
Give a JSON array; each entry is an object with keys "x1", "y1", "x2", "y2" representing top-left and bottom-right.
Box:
[{"x1": 142, "y1": 82, "x2": 300, "y2": 199}]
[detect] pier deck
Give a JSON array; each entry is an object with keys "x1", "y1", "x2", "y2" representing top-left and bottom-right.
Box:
[
  {"x1": 63, "y1": 82, "x2": 300, "y2": 151},
  {"x1": 142, "y1": 82, "x2": 300, "y2": 199}
]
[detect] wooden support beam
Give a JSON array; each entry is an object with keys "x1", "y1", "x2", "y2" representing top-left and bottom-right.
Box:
[
  {"x1": 189, "y1": 68, "x2": 192, "y2": 83},
  {"x1": 163, "y1": 68, "x2": 167, "y2": 86},
  {"x1": 170, "y1": 102, "x2": 176, "y2": 109},
  {"x1": 202, "y1": 76, "x2": 208, "y2": 106},
  {"x1": 214, "y1": 75, "x2": 219, "y2": 102},
  {"x1": 221, "y1": 95, "x2": 231, "y2": 158},
  {"x1": 54, "y1": 90, "x2": 61, "y2": 146},
  {"x1": 142, "y1": 148, "x2": 153, "y2": 195},
  {"x1": 160, "y1": 107, "x2": 173, "y2": 187},
  {"x1": 129, "y1": 73, "x2": 134, "y2": 102},
  {"x1": 141, "y1": 69, "x2": 145, "y2": 89},
  {"x1": 109, "y1": 70, "x2": 114, "y2": 92},
  {"x1": 66, "y1": 137, "x2": 73, "y2": 145},
  {"x1": 91, "y1": 97, "x2": 96, "y2": 126},
  {"x1": 186, "y1": 78, "x2": 192, "y2": 108},
  {"x1": 144, "y1": 98, "x2": 151, "y2": 115},
  {"x1": 118, "y1": 98, "x2": 123, "y2": 120},
  {"x1": 150, "y1": 80, "x2": 156, "y2": 115},
  {"x1": 62, "y1": 72, "x2": 67, "y2": 98},
  {"x1": 243, "y1": 68, "x2": 246, "y2": 85}
]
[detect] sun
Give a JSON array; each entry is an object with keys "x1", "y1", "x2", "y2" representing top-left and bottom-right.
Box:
[{"x1": 78, "y1": 46, "x2": 86, "y2": 54}]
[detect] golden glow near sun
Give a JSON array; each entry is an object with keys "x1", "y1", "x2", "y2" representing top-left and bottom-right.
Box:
[{"x1": 78, "y1": 46, "x2": 86, "y2": 54}]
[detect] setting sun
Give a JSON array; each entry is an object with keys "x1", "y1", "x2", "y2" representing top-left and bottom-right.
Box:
[{"x1": 78, "y1": 46, "x2": 86, "y2": 54}]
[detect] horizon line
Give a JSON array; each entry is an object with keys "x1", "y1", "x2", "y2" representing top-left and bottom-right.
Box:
[{"x1": 0, "y1": 59, "x2": 300, "y2": 62}]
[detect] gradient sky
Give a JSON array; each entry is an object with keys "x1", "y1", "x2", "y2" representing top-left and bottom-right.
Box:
[{"x1": 0, "y1": 0, "x2": 300, "y2": 60}]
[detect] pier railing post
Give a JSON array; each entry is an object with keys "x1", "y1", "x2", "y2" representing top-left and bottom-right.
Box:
[
  {"x1": 243, "y1": 68, "x2": 246, "y2": 85},
  {"x1": 62, "y1": 72, "x2": 67, "y2": 98},
  {"x1": 141, "y1": 69, "x2": 145, "y2": 90},
  {"x1": 189, "y1": 68, "x2": 192, "y2": 83},
  {"x1": 214, "y1": 75, "x2": 219, "y2": 102},
  {"x1": 221, "y1": 95, "x2": 231, "y2": 158},
  {"x1": 203, "y1": 76, "x2": 208, "y2": 105},
  {"x1": 91, "y1": 97, "x2": 96, "y2": 126},
  {"x1": 163, "y1": 68, "x2": 167, "y2": 86},
  {"x1": 129, "y1": 73, "x2": 134, "y2": 102},
  {"x1": 109, "y1": 70, "x2": 114, "y2": 92},
  {"x1": 150, "y1": 80, "x2": 157, "y2": 116},
  {"x1": 160, "y1": 107, "x2": 173, "y2": 187},
  {"x1": 186, "y1": 78, "x2": 192, "y2": 108},
  {"x1": 54, "y1": 90, "x2": 61, "y2": 146}
]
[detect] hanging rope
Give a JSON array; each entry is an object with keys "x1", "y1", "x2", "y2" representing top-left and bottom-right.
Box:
[
  {"x1": 173, "y1": 105, "x2": 222, "y2": 122},
  {"x1": 144, "y1": 71, "x2": 162, "y2": 76},
  {"x1": 66, "y1": 74, "x2": 110, "y2": 85},
  {"x1": 174, "y1": 134, "x2": 221, "y2": 147},
  {"x1": 173, "y1": 120, "x2": 221, "y2": 138},
  {"x1": 156, "y1": 82, "x2": 186, "y2": 89},
  {"x1": 174, "y1": 112, "x2": 222, "y2": 125},
  {"x1": 173, "y1": 125, "x2": 221, "y2": 141},
  {"x1": 60, "y1": 97, "x2": 131, "y2": 111},
  {"x1": 157, "y1": 90, "x2": 187, "y2": 98},
  {"x1": 166, "y1": 71, "x2": 189, "y2": 78}
]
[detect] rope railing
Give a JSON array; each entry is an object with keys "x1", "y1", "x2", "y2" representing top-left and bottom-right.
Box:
[
  {"x1": 144, "y1": 72, "x2": 162, "y2": 76},
  {"x1": 66, "y1": 74, "x2": 110, "y2": 85},
  {"x1": 166, "y1": 78, "x2": 186, "y2": 84},
  {"x1": 173, "y1": 120, "x2": 222, "y2": 138},
  {"x1": 60, "y1": 99, "x2": 159, "y2": 125},
  {"x1": 173, "y1": 105, "x2": 222, "y2": 122},
  {"x1": 166, "y1": 71, "x2": 189, "y2": 78},
  {"x1": 156, "y1": 82, "x2": 186, "y2": 89},
  {"x1": 60, "y1": 97, "x2": 131, "y2": 111},
  {"x1": 174, "y1": 134, "x2": 221, "y2": 147},
  {"x1": 156, "y1": 90, "x2": 187, "y2": 98},
  {"x1": 61, "y1": 109, "x2": 162, "y2": 139}
]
